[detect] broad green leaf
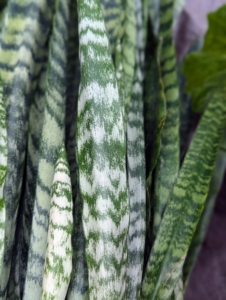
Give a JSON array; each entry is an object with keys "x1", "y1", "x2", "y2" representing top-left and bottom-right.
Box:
[
  {"x1": 183, "y1": 4, "x2": 226, "y2": 112},
  {"x1": 141, "y1": 89, "x2": 226, "y2": 300},
  {"x1": 152, "y1": 0, "x2": 180, "y2": 239},
  {"x1": 0, "y1": 81, "x2": 7, "y2": 275},
  {"x1": 121, "y1": 0, "x2": 136, "y2": 129},
  {"x1": 42, "y1": 145, "x2": 73, "y2": 299},
  {"x1": 0, "y1": 0, "x2": 56, "y2": 296},
  {"x1": 23, "y1": 0, "x2": 69, "y2": 298},
  {"x1": 183, "y1": 132, "x2": 226, "y2": 288},
  {"x1": 126, "y1": 0, "x2": 146, "y2": 298},
  {"x1": 77, "y1": 0, "x2": 129, "y2": 298}
]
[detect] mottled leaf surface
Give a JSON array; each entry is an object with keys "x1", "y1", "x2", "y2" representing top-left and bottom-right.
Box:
[
  {"x1": 42, "y1": 145, "x2": 73, "y2": 300},
  {"x1": 23, "y1": 0, "x2": 69, "y2": 298},
  {"x1": 152, "y1": 0, "x2": 180, "y2": 238},
  {"x1": 0, "y1": 0, "x2": 55, "y2": 296},
  {"x1": 183, "y1": 132, "x2": 226, "y2": 288},
  {"x1": 126, "y1": 0, "x2": 146, "y2": 298},
  {"x1": 77, "y1": 0, "x2": 129, "y2": 298},
  {"x1": 142, "y1": 89, "x2": 226, "y2": 300}
]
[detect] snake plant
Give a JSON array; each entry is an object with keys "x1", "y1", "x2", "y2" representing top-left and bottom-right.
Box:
[{"x1": 0, "y1": 0, "x2": 225, "y2": 299}]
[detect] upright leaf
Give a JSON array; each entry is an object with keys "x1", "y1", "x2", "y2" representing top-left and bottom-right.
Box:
[
  {"x1": 23, "y1": 0, "x2": 69, "y2": 298},
  {"x1": 100, "y1": 0, "x2": 123, "y2": 53},
  {"x1": 0, "y1": 81, "x2": 7, "y2": 274},
  {"x1": 121, "y1": 0, "x2": 136, "y2": 128},
  {"x1": 65, "y1": 1, "x2": 89, "y2": 298},
  {"x1": 42, "y1": 145, "x2": 73, "y2": 299},
  {"x1": 143, "y1": 21, "x2": 166, "y2": 271},
  {"x1": 0, "y1": 0, "x2": 55, "y2": 296},
  {"x1": 152, "y1": 0, "x2": 180, "y2": 238},
  {"x1": 77, "y1": 0, "x2": 129, "y2": 298},
  {"x1": 126, "y1": 0, "x2": 146, "y2": 298},
  {"x1": 142, "y1": 89, "x2": 226, "y2": 300}
]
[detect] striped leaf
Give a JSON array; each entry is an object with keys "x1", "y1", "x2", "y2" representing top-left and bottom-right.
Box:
[
  {"x1": 23, "y1": 0, "x2": 69, "y2": 298},
  {"x1": 141, "y1": 89, "x2": 226, "y2": 300},
  {"x1": 65, "y1": 1, "x2": 89, "y2": 298},
  {"x1": 152, "y1": 0, "x2": 180, "y2": 238},
  {"x1": 126, "y1": 0, "x2": 146, "y2": 298},
  {"x1": 122, "y1": 0, "x2": 136, "y2": 128},
  {"x1": 0, "y1": 81, "x2": 7, "y2": 274},
  {"x1": 143, "y1": 20, "x2": 166, "y2": 271},
  {"x1": 42, "y1": 145, "x2": 73, "y2": 299},
  {"x1": 100, "y1": 0, "x2": 123, "y2": 53},
  {"x1": 17, "y1": 57, "x2": 49, "y2": 297},
  {"x1": 12, "y1": 6, "x2": 55, "y2": 296},
  {"x1": 77, "y1": 0, "x2": 129, "y2": 298},
  {"x1": 0, "y1": 0, "x2": 55, "y2": 296},
  {"x1": 183, "y1": 133, "x2": 226, "y2": 288}
]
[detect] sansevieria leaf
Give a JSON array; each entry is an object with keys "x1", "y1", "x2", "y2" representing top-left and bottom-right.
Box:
[
  {"x1": 23, "y1": 0, "x2": 69, "y2": 298},
  {"x1": 42, "y1": 145, "x2": 73, "y2": 299},
  {"x1": 0, "y1": 0, "x2": 55, "y2": 295},
  {"x1": 183, "y1": 132, "x2": 226, "y2": 288},
  {"x1": 0, "y1": 81, "x2": 7, "y2": 274},
  {"x1": 100, "y1": 0, "x2": 123, "y2": 53},
  {"x1": 152, "y1": 0, "x2": 180, "y2": 238},
  {"x1": 121, "y1": 0, "x2": 136, "y2": 128},
  {"x1": 77, "y1": 0, "x2": 129, "y2": 298},
  {"x1": 65, "y1": 1, "x2": 89, "y2": 299},
  {"x1": 142, "y1": 89, "x2": 226, "y2": 300},
  {"x1": 126, "y1": 0, "x2": 146, "y2": 298}
]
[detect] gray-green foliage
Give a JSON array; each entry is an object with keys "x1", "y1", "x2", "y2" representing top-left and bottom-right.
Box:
[{"x1": 0, "y1": 1, "x2": 225, "y2": 300}]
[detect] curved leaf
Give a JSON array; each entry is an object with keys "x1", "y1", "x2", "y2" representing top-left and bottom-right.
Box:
[
  {"x1": 23, "y1": 0, "x2": 70, "y2": 298},
  {"x1": 183, "y1": 132, "x2": 226, "y2": 288},
  {"x1": 141, "y1": 89, "x2": 226, "y2": 300},
  {"x1": 77, "y1": 0, "x2": 129, "y2": 298}
]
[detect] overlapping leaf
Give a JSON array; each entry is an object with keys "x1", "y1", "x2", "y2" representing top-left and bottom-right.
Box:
[
  {"x1": 142, "y1": 89, "x2": 226, "y2": 300},
  {"x1": 23, "y1": 0, "x2": 70, "y2": 298}
]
